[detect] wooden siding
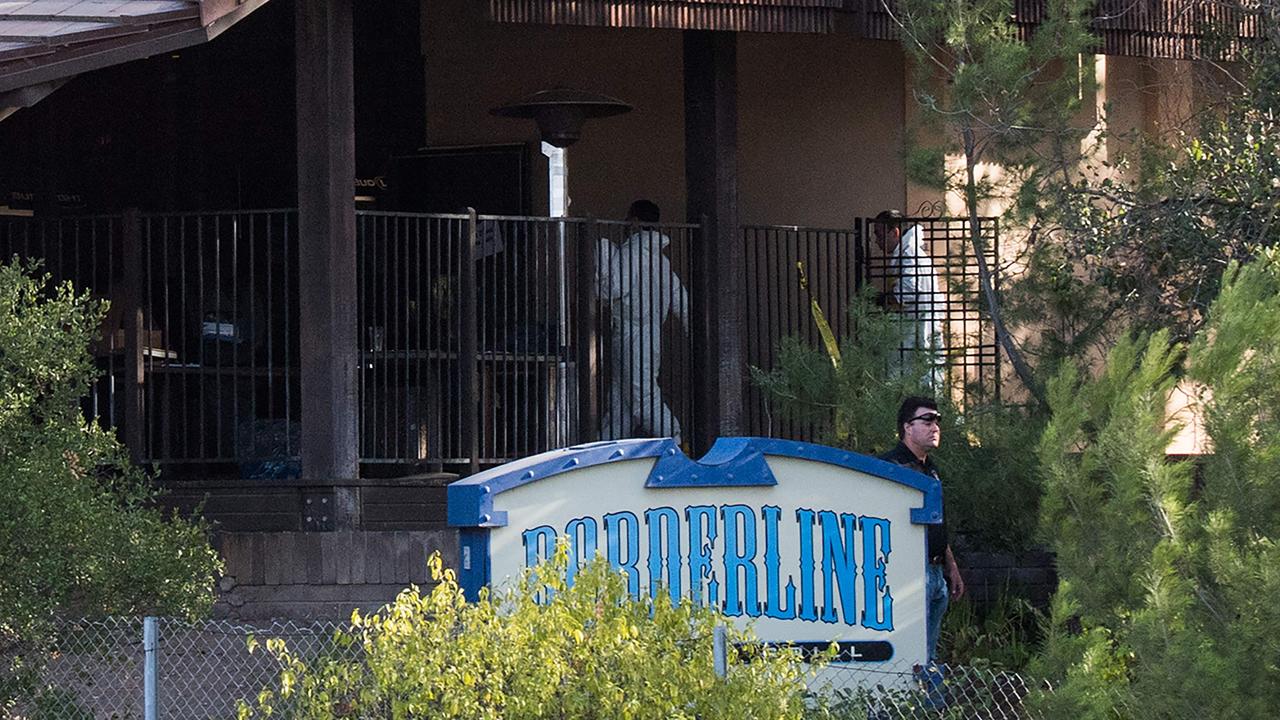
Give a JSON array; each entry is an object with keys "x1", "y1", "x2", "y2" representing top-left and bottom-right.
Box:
[
  {"x1": 491, "y1": 0, "x2": 1267, "y2": 59},
  {"x1": 214, "y1": 530, "x2": 458, "y2": 618},
  {"x1": 161, "y1": 475, "x2": 454, "y2": 533},
  {"x1": 861, "y1": 0, "x2": 1265, "y2": 60},
  {"x1": 489, "y1": 0, "x2": 844, "y2": 33}
]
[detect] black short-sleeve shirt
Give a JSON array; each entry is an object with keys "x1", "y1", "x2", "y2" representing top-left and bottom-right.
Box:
[{"x1": 879, "y1": 442, "x2": 949, "y2": 565}]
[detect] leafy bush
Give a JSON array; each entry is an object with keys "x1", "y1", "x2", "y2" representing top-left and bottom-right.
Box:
[
  {"x1": 0, "y1": 261, "x2": 221, "y2": 701},
  {"x1": 752, "y1": 289, "x2": 1044, "y2": 550},
  {"x1": 238, "y1": 547, "x2": 816, "y2": 719},
  {"x1": 1031, "y1": 252, "x2": 1280, "y2": 718},
  {"x1": 939, "y1": 592, "x2": 1041, "y2": 671}
]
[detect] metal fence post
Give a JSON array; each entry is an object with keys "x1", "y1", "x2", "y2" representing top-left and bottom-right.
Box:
[
  {"x1": 575, "y1": 221, "x2": 599, "y2": 443},
  {"x1": 143, "y1": 616, "x2": 158, "y2": 720},
  {"x1": 713, "y1": 624, "x2": 727, "y2": 679},
  {"x1": 460, "y1": 209, "x2": 479, "y2": 475}
]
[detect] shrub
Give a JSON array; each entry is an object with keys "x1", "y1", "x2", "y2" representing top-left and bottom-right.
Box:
[
  {"x1": 0, "y1": 261, "x2": 220, "y2": 704},
  {"x1": 1031, "y1": 252, "x2": 1280, "y2": 718},
  {"x1": 752, "y1": 289, "x2": 1044, "y2": 550},
  {"x1": 238, "y1": 546, "x2": 816, "y2": 719}
]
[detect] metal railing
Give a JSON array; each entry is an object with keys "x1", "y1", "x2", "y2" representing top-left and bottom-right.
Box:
[
  {"x1": 743, "y1": 216, "x2": 1000, "y2": 440},
  {"x1": 355, "y1": 212, "x2": 697, "y2": 468},
  {"x1": 137, "y1": 210, "x2": 301, "y2": 474},
  {"x1": 6, "y1": 617, "x2": 1055, "y2": 719},
  {"x1": 0, "y1": 214, "x2": 125, "y2": 437},
  {"x1": 1, "y1": 210, "x2": 996, "y2": 473},
  {"x1": 743, "y1": 224, "x2": 863, "y2": 440}
]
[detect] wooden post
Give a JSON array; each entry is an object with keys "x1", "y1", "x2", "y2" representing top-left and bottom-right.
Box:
[
  {"x1": 120, "y1": 208, "x2": 144, "y2": 463},
  {"x1": 296, "y1": 0, "x2": 359, "y2": 527},
  {"x1": 576, "y1": 221, "x2": 600, "y2": 443},
  {"x1": 684, "y1": 30, "x2": 744, "y2": 452},
  {"x1": 459, "y1": 210, "x2": 479, "y2": 475}
]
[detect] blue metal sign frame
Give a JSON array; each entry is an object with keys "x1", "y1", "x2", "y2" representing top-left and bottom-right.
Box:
[{"x1": 448, "y1": 437, "x2": 942, "y2": 599}]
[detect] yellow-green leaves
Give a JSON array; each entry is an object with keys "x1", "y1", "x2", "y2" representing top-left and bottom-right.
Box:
[{"x1": 238, "y1": 543, "x2": 814, "y2": 719}]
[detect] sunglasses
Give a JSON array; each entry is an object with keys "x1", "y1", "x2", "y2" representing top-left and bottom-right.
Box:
[{"x1": 908, "y1": 412, "x2": 943, "y2": 425}]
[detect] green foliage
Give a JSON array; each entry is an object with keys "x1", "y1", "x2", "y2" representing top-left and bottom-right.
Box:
[
  {"x1": 753, "y1": 290, "x2": 1044, "y2": 550},
  {"x1": 1031, "y1": 27, "x2": 1280, "y2": 346},
  {"x1": 238, "y1": 547, "x2": 816, "y2": 719},
  {"x1": 902, "y1": 0, "x2": 1096, "y2": 153},
  {"x1": 1031, "y1": 253, "x2": 1280, "y2": 718},
  {"x1": 939, "y1": 592, "x2": 1040, "y2": 671},
  {"x1": 0, "y1": 261, "x2": 220, "y2": 649},
  {"x1": 895, "y1": 0, "x2": 1099, "y2": 404}
]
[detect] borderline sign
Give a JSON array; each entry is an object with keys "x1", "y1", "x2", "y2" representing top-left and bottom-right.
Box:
[{"x1": 447, "y1": 437, "x2": 941, "y2": 668}]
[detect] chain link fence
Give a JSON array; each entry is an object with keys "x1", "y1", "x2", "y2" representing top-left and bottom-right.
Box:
[
  {"x1": 6, "y1": 618, "x2": 1053, "y2": 719},
  {"x1": 4, "y1": 617, "x2": 353, "y2": 720},
  {"x1": 812, "y1": 661, "x2": 1047, "y2": 719}
]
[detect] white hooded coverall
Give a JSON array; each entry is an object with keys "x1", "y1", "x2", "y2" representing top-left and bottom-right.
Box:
[
  {"x1": 597, "y1": 229, "x2": 688, "y2": 443},
  {"x1": 888, "y1": 225, "x2": 946, "y2": 388}
]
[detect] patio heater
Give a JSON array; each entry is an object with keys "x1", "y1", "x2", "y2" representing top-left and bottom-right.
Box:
[{"x1": 491, "y1": 88, "x2": 632, "y2": 443}]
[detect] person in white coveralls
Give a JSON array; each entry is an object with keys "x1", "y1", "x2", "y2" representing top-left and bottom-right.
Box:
[
  {"x1": 873, "y1": 209, "x2": 946, "y2": 389},
  {"x1": 597, "y1": 200, "x2": 688, "y2": 444}
]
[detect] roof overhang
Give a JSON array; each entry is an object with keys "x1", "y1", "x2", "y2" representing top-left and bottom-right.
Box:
[
  {"x1": 489, "y1": 0, "x2": 846, "y2": 34},
  {"x1": 0, "y1": 0, "x2": 268, "y2": 113},
  {"x1": 493, "y1": 0, "x2": 1267, "y2": 59}
]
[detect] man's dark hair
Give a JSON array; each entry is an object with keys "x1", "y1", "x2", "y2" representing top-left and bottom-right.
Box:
[
  {"x1": 873, "y1": 209, "x2": 903, "y2": 231},
  {"x1": 627, "y1": 199, "x2": 661, "y2": 224},
  {"x1": 897, "y1": 395, "x2": 938, "y2": 438}
]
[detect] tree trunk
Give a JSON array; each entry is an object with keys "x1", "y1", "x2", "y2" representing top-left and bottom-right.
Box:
[{"x1": 962, "y1": 126, "x2": 1047, "y2": 406}]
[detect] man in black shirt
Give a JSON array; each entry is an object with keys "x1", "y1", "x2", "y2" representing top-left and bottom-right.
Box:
[{"x1": 880, "y1": 396, "x2": 964, "y2": 663}]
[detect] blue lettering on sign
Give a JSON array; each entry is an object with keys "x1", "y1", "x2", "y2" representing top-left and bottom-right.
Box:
[
  {"x1": 645, "y1": 507, "x2": 683, "y2": 603},
  {"x1": 603, "y1": 511, "x2": 640, "y2": 596},
  {"x1": 762, "y1": 505, "x2": 796, "y2": 620},
  {"x1": 523, "y1": 525, "x2": 557, "y2": 569},
  {"x1": 860, "y1": 515, "x2": 894, "y2": 631},
  {"x1": 819, "y1": 511, "x2": 859, "y2": 625},
  {"x1": 687, "y1": 505, "x2": 719, "y2": 608},
  {"x1": 523, "y1": 505, "x2": 903, "y2": 630},
  {"x1": 564, "y1": 516, "x2": 598, "y2": 586},
  {"x1": 796, "y1": 508, "x2": 819, "y2": 622},
  {"x1": 720, "y1": 504, "x2": 759, "y2": 617}
]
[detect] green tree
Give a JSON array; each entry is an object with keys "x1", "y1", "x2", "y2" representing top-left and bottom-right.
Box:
[
  {"x1": 0, "y1": 261, "x2": 221, "y2": 652},
  {"x1": 1042, "y1": 32, "x2": 1280, "y2": 346},
  {"x1": 1006, "y1": 0, "x2": 1280, "y2": 367},
  {"x1": 1031, "y1": 252, "x2": 1280, "y2": 718},
  {"x1": 239, "y1": 547, "x2": 816, "y2": 719},
  {"x1": 753, "y1": 290, "x2": 1043, "y2": 550},
  {"x1": 891, "y1": 0, "x2": 1097, "y2": 403}
]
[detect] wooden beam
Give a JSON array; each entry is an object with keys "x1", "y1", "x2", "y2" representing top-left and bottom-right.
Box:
[
  {"x1": 684, "y1": 30, "x2": 743, "y2": 452},
  {"x1": 296, "y1": 0, "x2": 359, "y2": 527}
]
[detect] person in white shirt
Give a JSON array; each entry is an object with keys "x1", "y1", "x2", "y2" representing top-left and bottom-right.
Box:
[
  {"x1": 596, "y1": 200, "x2": 689, "y2": 444},
  {"x1": 873, "y1": 210, "x2": 946, "y2": 389}
]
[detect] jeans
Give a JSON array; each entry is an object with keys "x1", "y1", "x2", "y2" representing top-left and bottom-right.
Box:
[{"x1": 926, "y1": 563, "x2": 949, "y2": 663}]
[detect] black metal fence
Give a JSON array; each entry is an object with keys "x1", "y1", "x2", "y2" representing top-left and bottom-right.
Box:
[
  {"x1": 863, "y1": 216, "x2": 1001, "y2": 404},
  {"x1": 743, "y1": 216, "x2": 1000, "y2": 440},
  {"x1": 0, "y1": 210, "x2": 303, "y2": 475},
  {"x1": 355, "y1": 212, "x2": 696, "y2": 467},
  {"x1": 0, "y1": 213, "x2": 125, "y2": 433},
  {"x1": 1, "y1": 210, "x2": 994, "y2": 473},
  {"x1": 0, "y1": 210, "x2": 698, "y2": 474}
]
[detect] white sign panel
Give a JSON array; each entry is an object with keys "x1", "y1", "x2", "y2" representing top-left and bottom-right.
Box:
[{"x1": 448, "y1": 437, "x2": 942, "y2": 669}]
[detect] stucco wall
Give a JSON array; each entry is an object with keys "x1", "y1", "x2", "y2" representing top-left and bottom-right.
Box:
[
  {"x1": 421, "y1": 0, "x2": 687, "y2": 221},
  {"x1": 737, "y1": 34, "x2": 907, "y2": 226},
  {"x1": 421, "y1": 0, "x2": 909, "y2": 228}
]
